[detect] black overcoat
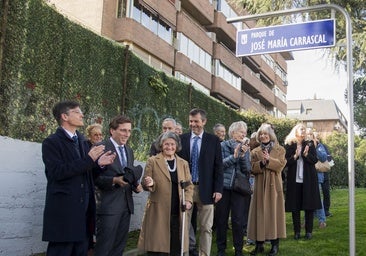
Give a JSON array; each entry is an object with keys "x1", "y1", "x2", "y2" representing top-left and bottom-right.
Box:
[
  {"x1": 284, "y1": 141, "x2": 322, "y2": 211},
  {"x1": 42, "y1": 127, "x2": 98, "y2": 242}
]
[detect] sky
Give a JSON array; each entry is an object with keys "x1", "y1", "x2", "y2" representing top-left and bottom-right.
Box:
[{"x1": 286, "y1": 49, "x2": 349, "y2": 117}]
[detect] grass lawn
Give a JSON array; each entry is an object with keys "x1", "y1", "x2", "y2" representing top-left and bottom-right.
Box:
[{"x1": 124, "y1": 188, "x2": 366, "y2": 256}]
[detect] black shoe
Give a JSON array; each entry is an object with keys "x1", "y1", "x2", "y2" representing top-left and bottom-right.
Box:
[
  {"x1": 294, "y1": 233, "x2": 301, "y2": 240},
  {"x1": 325, "y1": 212, "x2": 333, "y2": 217},
  {"x1": 189, "y1": 248, "x2": 198, "y2": 256},
  {"x1": 304, "y1": 233, "x2": 312, "y2": 240},
  {"x1": 267, "y1": 245, "x2": 279, "y2": 256},
  {"x1": 250, "y1": 244, "x2": 264, "y2": 255},
  {"x1": 235, "y1": 250, "x2": 243, "y2": 256},
  {"x1": 217, "y1": 250, "x2": 226, "y2": 256}
]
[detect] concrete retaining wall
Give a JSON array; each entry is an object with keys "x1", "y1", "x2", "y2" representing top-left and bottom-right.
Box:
[{"x1": 0, "y1": 136, "x2": 147, "y2": 256}]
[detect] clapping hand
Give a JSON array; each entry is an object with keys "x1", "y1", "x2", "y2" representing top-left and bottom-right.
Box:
[
  {"x1": 262, "y1": 148, "x2": 269, "y2": 165},
  {"x1": 97, "y1": 151, "x2": 116, "y2": 166}
]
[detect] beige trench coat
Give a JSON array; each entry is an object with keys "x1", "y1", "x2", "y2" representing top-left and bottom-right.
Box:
[
  {"x1": 137, "y1": 153, "x2": 193, "y2": 253},
  {"x1": 247, "y1": 143, "x2": 287, "y2": 241}
]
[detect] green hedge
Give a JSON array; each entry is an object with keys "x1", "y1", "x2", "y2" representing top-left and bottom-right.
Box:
[{"x1": 0, "y1": 0, "x2": 294, "y2": 161}]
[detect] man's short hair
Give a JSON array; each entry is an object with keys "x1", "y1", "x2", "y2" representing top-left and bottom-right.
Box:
[
  {"x1": 189, "y1": 108, "x2": 207, "y2": 121},
  {"x1": 52, "y1": 100, "x2": 80, "y2": 125},
  {"x1": 162, "y1": 117, "x2": 176, "y2": 126},
  {"x1": 109, "y1": 115, "x2": 132, "y2": 131}
]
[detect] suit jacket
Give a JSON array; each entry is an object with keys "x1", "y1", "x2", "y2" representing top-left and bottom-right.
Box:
[
  {"x1": 42, "y1": 127, "x2": 98, "y2": 242},
  {"x1": 95, "y1": 138, "x2": 136, "y2": 214},
  {"x1": 178, "y1": 131, "x2": 223, "y2": 204}
]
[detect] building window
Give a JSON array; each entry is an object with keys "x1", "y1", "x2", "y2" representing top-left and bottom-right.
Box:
[
  {"x1": 275, "y1": 65, "x2": 287, "y2": 82},
  {"x1": 131, "y1": 0, "x2": 173, "y2": 44},
  {"x1": 215, "y1": 60, "x2": 241, "y2": 90},
  {"x1": 216, "y1": 0, "x2": 242, "y2": 30},
  {"x1": 117, "y1": 0, "x2": 127, "y2": 18},
  {"x1": 177, "y1": 33, "x2": 212, "y2": 73},
  {"x1": 262, "y1": 54, "x2": 275, "y2": 69}
]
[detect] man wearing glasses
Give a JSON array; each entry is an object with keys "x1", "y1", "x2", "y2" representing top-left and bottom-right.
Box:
[{"x1": 42, "y1": 100, "x2": 115, "y2": 256}]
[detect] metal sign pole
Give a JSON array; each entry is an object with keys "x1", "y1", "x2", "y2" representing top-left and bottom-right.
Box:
[{"x1": 228, "y1": 4, "x2": 355, "y2": 256}]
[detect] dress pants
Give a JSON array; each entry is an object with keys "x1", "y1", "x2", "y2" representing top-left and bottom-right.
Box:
[
  {"x1": 215, "y1": 189, "x2": 248, "y2": 253},
  {"x1": 292, "y1": 210, "x2": 314, "y2": 234},
  {"x1": 292, "y1": 183, "x2": 315, "y2": 234},
  {"x1": 46, "y1": 240, "x2": 88, "y2": 256},
  {"x1": 94, "y1": 210, "x2": 131, "y2": 256},
  {"x1": 188, "y1": 185, "x2": 214, "y2": 256}
]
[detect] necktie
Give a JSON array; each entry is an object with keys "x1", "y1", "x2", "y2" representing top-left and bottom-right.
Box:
[
  {"x1": 118, "y1": 145, "x2": 127, "y2": 168},
  {"x1": 191, "y1": 136, "x2": 199, "y2": 182},
  {"x1": 72, "y1": 135, "x2": 81, "y2": 158}
]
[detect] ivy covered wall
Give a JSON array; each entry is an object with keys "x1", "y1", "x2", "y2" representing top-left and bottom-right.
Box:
[{"x1": 0, "y1": 0, "x2": 296, "y2": 160}]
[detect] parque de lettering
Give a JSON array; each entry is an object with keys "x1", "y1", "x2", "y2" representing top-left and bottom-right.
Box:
[{"x1": 250, "y1": 34, "x2": 327, "y2": 53}]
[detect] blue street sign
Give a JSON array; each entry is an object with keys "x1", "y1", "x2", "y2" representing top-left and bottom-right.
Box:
[{"x1": 236, "y1": 19, "x2": 335, "y2": 56}]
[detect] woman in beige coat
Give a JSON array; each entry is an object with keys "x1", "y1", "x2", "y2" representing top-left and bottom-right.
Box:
[
  {"x1": 247, "y1": 124, "x2": 287, "y2": 256},
  {"x1": 138, "y1": 132, "x2": 193, "y2": 255}
]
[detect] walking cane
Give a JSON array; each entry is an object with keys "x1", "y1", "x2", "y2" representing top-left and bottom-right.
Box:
[{"x1": 180, "y1": 180, "x2": 189, "y2": 256}]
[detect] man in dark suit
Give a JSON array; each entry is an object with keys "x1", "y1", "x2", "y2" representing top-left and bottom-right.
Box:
[
  {"x1": 94, "y1": 115, "x2": 143, "y2": 256},
  {"x1": 42, "y1": 101, "x2": 116, "y2": 256},
  {"x1": 177, "y1": 108, "x2": 223, "y2": 256}
]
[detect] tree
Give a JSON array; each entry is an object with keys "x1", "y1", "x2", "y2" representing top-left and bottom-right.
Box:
[
  {"x1": 324, "y1": 132, "x2": 366, "y2": 188},
  {"x1": 353, "y1": 77, "x2": 366, "y2": 135},
  {"x1": 236, "y1": 0, "x2": 366, "y2": 131}
]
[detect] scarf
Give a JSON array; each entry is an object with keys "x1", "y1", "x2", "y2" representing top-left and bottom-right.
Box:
[{"x1": 260, "y1": 141, "x2": 274, "y2": 153}]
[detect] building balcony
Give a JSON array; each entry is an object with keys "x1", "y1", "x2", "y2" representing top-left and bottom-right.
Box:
[
  {"x1": 180, "y1": 0, "x2": 215, "y2": 25},
  {"x1": 272, "y1": 53, "x2": 288, "y2": 71},
  {"x1": 274, "y1": 74, "x2": 288, "y2": 92},
  {"x1": 243, "y1": 55, "x2": 261, "y2": 72},
  {"x1": 213, "y1": 42, "x2": 242, "y2": 77},
  {"x1": 274, "y1": 97, "x2": 287, "y2": 114},
  {"x1": 142, "y1": 0, "x2": 177, "y2": 25},
  {"x1": 174, "y1": 52, "x2": 212, "y2": 89},
  {"x1": 176, "y1": 12, "x2": 213, "y2": 53},
  {"x1": 211, "y1": 77, "x2": 241, "y2": 108},
  {"x1": 259, "y1": 62, "x2": 275, "y2": 85},
  {"x1": 242, "y1": 67, "x2": 276, "y2": 107},
  {"x1": 110, "y1": 18, "x2": 175, "y2": 66},
  {"x1": 241, "y1": 91, "x2": 267, "y2": 113},
  {"x1": 206, "y1": 11, "x2": 236, "y2": 51}
]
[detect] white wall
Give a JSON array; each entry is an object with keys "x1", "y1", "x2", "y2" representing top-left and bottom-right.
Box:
[
  {"x1": 46, "y1": 0, "x2": 103, "y2": 34},
  {"x1": 0, "y1": 136, "x2": 147, "y2": 256}
]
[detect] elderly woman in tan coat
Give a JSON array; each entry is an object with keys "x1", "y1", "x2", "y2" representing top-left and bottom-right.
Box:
[
  {"x1": 247, "y1": 124, "x2": 287, "y2": 256},
  {"x1": 138, "y1": 132, "x2": 193, "y2": 255}
]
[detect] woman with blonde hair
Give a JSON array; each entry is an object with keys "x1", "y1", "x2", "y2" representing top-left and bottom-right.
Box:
[
  {"x1": 284, "y1": 123, "x2": 321, "y2": 240},
  {"x1": 86, "y1": 123, "x2": 104, "y2": 146},
  {"x1": 247, "y1": 123, "x2": 287, "y2": 256}
]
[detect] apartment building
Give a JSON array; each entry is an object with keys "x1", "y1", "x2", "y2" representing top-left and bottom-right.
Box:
[{"x1": 47, "y1": 0, "x2": 292, "y2": 117}]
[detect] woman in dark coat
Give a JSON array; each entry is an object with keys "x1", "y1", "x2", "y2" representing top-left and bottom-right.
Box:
[{"x1": 284, "y1": 123, "x2": 322, "y2": 240}]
